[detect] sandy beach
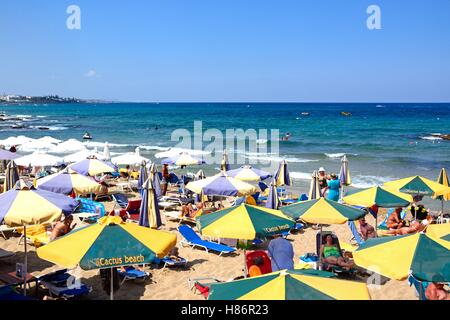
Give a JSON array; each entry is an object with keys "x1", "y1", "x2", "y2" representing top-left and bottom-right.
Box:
[{"x1": 0, "y1": 191, "x2": 418, "y2": 300}]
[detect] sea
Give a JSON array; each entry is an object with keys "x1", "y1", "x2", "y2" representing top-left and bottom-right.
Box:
[{"x1": 1, "y1": 102, "x2": 449, "y2": 208}]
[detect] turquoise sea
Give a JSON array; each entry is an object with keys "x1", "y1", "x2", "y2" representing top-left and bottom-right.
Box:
[{"x1": 1, "y1": 102, "x2": 450, "y2": 206}]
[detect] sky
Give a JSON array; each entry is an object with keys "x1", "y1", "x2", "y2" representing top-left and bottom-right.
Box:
[{"x1": 0, "y1": 0, "x2": 449, "y2": 102}]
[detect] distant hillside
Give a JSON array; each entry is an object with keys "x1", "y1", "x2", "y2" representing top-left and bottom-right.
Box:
[{"x1": 0, "y1": 94, "x2": 107, "y2": 104}]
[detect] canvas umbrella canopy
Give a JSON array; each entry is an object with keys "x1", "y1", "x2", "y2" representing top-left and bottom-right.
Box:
[
  {"x1": 185, "y1": 172, "x2": 257, "y2": 197},
  {"x1": 339, "y1": 154, "x2": 351, "y2": 201},
  {"x1": 343, "y1": 186, "x2": 412, "y2": 208},
  {"x1": 274, "y1": 160, "x2": 290, "y2": 186},
  {"x1": 37, "y1": 136, "x2": 61, "y2": 144},
  {"x1": 111, "y1": 147, "x2": 149, "y2": 166},
  {"x1": 51, "y1": 139, "x2": 86, "y2": 153},
  {"x1": 137, "y1": 161, "x2": 148, "y2": 196},
  {"x1": 68, "y1": 158, "x2": 116, "y2": 176},
  {"x1": 103, "y1": 142, "x2": 111, "y2": 161},
  {"x1": 0, "y1": 135, "x2": 34, "y2": 147},
  {"x1": 37, "y1": 216, "x2": 176, "y2": 300},
  {"x1": 432, "y1": 168, "x2": 450, "y2": 223},
  {"x1": 221, "y1": 149, "x2": 230, "y2": 171},
  {"x1": 308, "y1": 170, "x2": 321, "y2": 200},
  {"x1": 280, "y1": 197, "x2": 366, "y2": 224},
  {"x1": 139, "y1": 178, "x2": 162, "y2": 229},
  {"x1": 36, "y1": 170, "x2": 102, "y2": 195},
  {"x1": 161, "y1": 152, "x2": 204, "y2": 167},
  {"x1": 196, "y1": 203, "x2": 295, "y2": 240},
  {"x1": 353, "y1": 233, "x2": 450, "y2": 283},
  {"x1": 17, "y1": 140, "x2": 56, "y2": 153},
  {"x1": 208, "y1": 269, "x2": 370, "y2": 300},
  {"x1": 63, "y1": 148, "x2": 105, "y2": 163},
  {"x1": 226, "y1": 165, "x2": 272, "y2": 182},
  {"x1": 15, "y1": 152, "x2": 63, "y2": 167},
  {"x1": 265, "y1": 180, "x2": 281, "y2": 210},
  {"x1": 3, "y1": 160, "x2": 20, "y2": 193},
  {"x1": 383, "y1": 175, "x2": 450, "y2": 197},
  {"x1": 195, "y1": 169, "x2": 206, "y2": 180},
  {"x1": 149, "y1": 163, "x2": 162, "y2": 198},
  {"x1": 0, "y1": 149, "x2": 20, "y2": 161},
  {"x1": 426, "y1": 223, "x2": 450, "y2": 240}
]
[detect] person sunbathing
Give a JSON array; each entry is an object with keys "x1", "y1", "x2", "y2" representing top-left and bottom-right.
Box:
[
  {"x1": 359, "y1": 217, "x2": 376, "y2": 240},
  {"x1": 386, "y1": 207, "x2": 406, "y2": 230},
  {"x1": 426, "y1": 281, "x2": 450, "y2": 300},
  {"x1": 49, "y1": 215, "x2": 76, "y2": 241},
  {"x1": 386, "y1": 219, "x2": 429, "y2": 235},
  {"x1": 181, "y1": 202, "x2": 204, "y2": 218},
  {"x1": 320, "y1": 234, "x2": 355, "y2": 270}
]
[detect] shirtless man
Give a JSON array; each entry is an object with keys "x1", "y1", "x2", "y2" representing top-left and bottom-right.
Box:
[
  {"x1": 359, "y1": 217, "x2": 376, "y2": 240},
  {"x1": 181, "y1": 202, "x2": 204, "y2": 218},
  {"x1": 50, "y1": 215, "x2": 76, "y2": 241},
  {"x1": 386, "y1": 208, "x2": 405, "y2": 230}
]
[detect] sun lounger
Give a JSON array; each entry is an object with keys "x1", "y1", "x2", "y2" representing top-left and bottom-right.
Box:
[
  {"x1": 117, "y1": 266, "x2": 150, "y2": 285},
  {"x1": 316, "y1": 231, "x2": 356, "y2": 276},
  {"x1": 0, "y1": 248, "x2": 15, "y2": 260},
  {"x1": 348, "y1": 220, "x2": 364, "y2": 245},
  {"x1": 17, "y1": 224, "x2": 50, "y2": 247},
  {"x1": 153, "y1": 256, "x2": 188, "y2": 270},
  {"x1": 0, "y1": 285, "x2": 36, "y2": 300},
  {"x1": 0, "y1": 225, "x2": 17, "y2": 240},
  {"x1": 378, "y1": 208, "x2": 407, "y2": 230},
  {"x1": 178, "y1": 225, "x2": 236, "y2": 256},
  {"x1": 38, "y1": 269, "x2": 92, "y2": 299},
  {"x1": 111, "y1": 193, "x2": 129, "y2": 208}
]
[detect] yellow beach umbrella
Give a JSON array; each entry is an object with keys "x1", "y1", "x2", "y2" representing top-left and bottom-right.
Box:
[
  {"x1": 426, "y1": 223, "x2": 450, "y2": 240},
  {"x1": 186, "y1": 172, "x2": 257, "y2": 197},
  {"x1": 432, "y1": 168, "x2": 450, "y2": 223},
  {"x1": 383, "y1": 175, "x2": 450, "y2": 197},
  {"x1": 36, "y1": 170, "x2": 103, "y2": 195},
  {"x1": 343, "y1": 186, "x2": 412, "y2": 208}
]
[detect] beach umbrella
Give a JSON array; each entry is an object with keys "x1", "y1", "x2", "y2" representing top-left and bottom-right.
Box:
[
  {"x1": 432, "y1": 168, "x2": 450, "y2": 223},
  {"x1": 226, "y1": 165, "x2": 272, "y2": 182},
  {"x1": 343, "y1": 186, "x2": 412, "y2": 208},
  {"x1": 195, "y1": 169, "x2": 206, "y2": 180},
  {"x1": 0, "y1": 183, "x2": 78, "y2": 226},
  {"x1": 37, "y1": 216, "x2": 176, "y2": 300},
  {"x1": 161, "y1": 152, "x2": 204, "y2": 167},
  {"x1": 266, "y1": 180, "x2": 281, "y2": 209},
  {"x1": 137, "y1": 161, "x2": 148, "y2": 196},
  {"x1": 0, "y1": 182, "x2": 78, "y2": 296},
  {"x1": 3, "y1": 161, "x2": 20, "y2": 193},
  {"x1": 426, "y1": 223, "x2": 450, "y2": 240},
  {"x1": 36, "y1": 170, "x2": 102, "y2": 195},
  {"x1": 274, "y1": 160, "x2": 290, "y2": 186},
  {"x1": 383, "y1": 175, "x2": 450, "y2": 197},
  {"x1": 339, "y1": 154, "x2": 351, "y2": 201},
  {"x1": 308, "y1": 170, "x2": 321, "y2": 200},
  {"x1": 68, "y1": 158, "x2": 116, "y2": 176},
  {"x1": 103, "y1": 142, "x2": 111, "y2": 161},
  {"x1": 0, "y1": 149, "x2": 20, "y2": 161},
  {"x1": 0, "y1": 136, "x2": 34, "y2": 148},
  {"x1": 186, "y1": 172, "x2": 257, "y2": 197},
  {"x1": 221, "y1": 149, "x2": 230, "y2": 171},
  {"x1": 52, "y1": 139, "x2": 86, "y2": 153},
  {"x1": 37, "y1": 136, "x2": 61, "y2": 144},
  {"x1": 353, "y1": 233, "x2": 450, "y2": 283},
  {"x1": 63, "y1": 148, "x2": 105, "y2": 163},
  {"x1": 149, "y1": 163, "x2": 162, "y2": 198},
  {"x1": 111, "y1": 147, "x2": 149, "y2": 166},
  {"x1": 197, "y1": 203, "x2": 294, "y2": 240},
  {"x1": 139, "y1": 178, "x2": 162, "y2": 229},
  {"x1": 15, "y1": 152, "x2": 63, "y2": 167},
  {"x1": 154, "y1": 147, "x2": 206, "y2": 159},
  {"x1": 208, "y1": 269, "x2": 370, "y2": 300},
  {"x1": 17, "y1": 140, "x2": 56, "y2": 153},
  {"x1": 280, "y1": 198, "x2": 366, "y2": 224}
]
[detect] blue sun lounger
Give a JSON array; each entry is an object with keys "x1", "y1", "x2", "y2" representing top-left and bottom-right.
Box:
[
  {"x1": 0, "y1": 286, "x2": 36, "y2": 300},
  {"x1": 153, "y1": 256, "x2": 188, "y2": 270},
  {"x1": 117, "y1": 267, "x2": 150, "y2": 285},
  {"x1": 378, "y1": 208, "x2": 407, "y2": 230},
  {"x1": 38, "y1": 269, "x2": 92, "y2": 299},
  {"x1": 348, "y1": 220, "x2": 364, "y2": 245},
  {"x1": 178, "y1": 225, "x2": 236, "y2": 256}
]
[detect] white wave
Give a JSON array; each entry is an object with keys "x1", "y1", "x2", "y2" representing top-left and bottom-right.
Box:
[
  {"x1": 244, "y1": 154, "x2": 318, "y2": 163},
  {"x1": 36, "y1": 115, "x2": 47, "y2": 118},
  {"x1": 86, "y1": 141, "x2": 131, "y2": 148},
  {"x1": 420, "y1": 136, "x2": 442, "y2": 141},
  {"x1": 15, "y1": 114, "x2": 32, "y2": 118},
  {"x1": 256, "y1": 139, "x2": 268, "y2": 144},
  {"x1": 154, "y1": 147, "x2": 211, "y2": 158},
  {"x1": 325, "y1": 153, "x2": 358, "y2": 158},
  {"x1": 290, "y1": 172, "x2": 313, "y2": 180},
  {"x1": 138, "y1": 145, "x2": 170, "y2": 151},
  {"x1": 30, "y1": 125, "x2": 68, "y2": 131},
  {"x1": 351, "y1": 175, "x2": 393, "y2": 189}
]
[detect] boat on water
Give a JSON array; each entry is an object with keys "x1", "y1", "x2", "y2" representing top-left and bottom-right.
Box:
[
  {"x1": 301, "y1": 112, "x2": 310, "y2": 116},
  {"x1": 341, "y1": 111, "x2": 352, "y2": 117},
  {"x1": 83, "y1": 132, "x2": 93, "y2": 140}
]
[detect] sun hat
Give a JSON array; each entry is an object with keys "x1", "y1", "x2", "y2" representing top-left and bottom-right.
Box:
[{"x1": 318, "y1": 167, "x2": 325, "y2": 172}]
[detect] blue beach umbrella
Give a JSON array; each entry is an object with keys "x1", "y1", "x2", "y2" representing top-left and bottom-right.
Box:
[
  {"x1": 186, "y1": 172, "x2": 257, "y2": 197},
  {"x1": 139, "y1": 177, "x2": 162, "y2": 229},
  {"x1": 138, "y1": 161, "x2": 148, "y2": 196},
  {"x1": 266, "y1": 180, "x2": 281, "y2": 209},
  {"x1": 274, "y1": 160, "x2": 291, "y2": 186},
  {"x1": 0, "y1": 149, "x2": 20, "y2": 161}
]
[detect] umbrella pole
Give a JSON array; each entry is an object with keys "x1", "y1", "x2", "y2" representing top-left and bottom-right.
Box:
[
  {"x1": 441, "y1": 199, "x2": 444, "y2": 224},
  {"x1": 23, "y1": 225, "x2": 27, "y2": 296},
  {"x1": 243, "y1": 247, "x2": 248, "y2": 278},
  {"x1": 110, "y1": 268, "x2": 114, "y2": 300}
]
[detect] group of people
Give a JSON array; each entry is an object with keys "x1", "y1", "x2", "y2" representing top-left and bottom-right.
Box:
[{"x1": 317, "y1": 167, "x2": 342, "y2": 201}]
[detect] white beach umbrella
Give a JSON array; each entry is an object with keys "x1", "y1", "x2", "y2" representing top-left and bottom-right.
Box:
[
  {"x1": 111, "y1": 148, "x2": 150, "y2": 166},
  {"x1": 18, "y1": 140, "x2": 57, "y2": 152},
  {"x1": 51, "y1": 139, "x2": 86, "y2": 153},
  {"x1": 37, "y1": 136, "x2": 62, "y2": 144},
  {"x1": 103, "y1": 142, "x2": 111, "y2": 161},
  {"x1": 154, "y1": 147, "x2": 209, "y2": 159},
  {"x1": 0, "y1": 136, "x2": 35, "y2": 147},
  {"x1": 15, "y1": 152, "x2": 63, "y2": 167},
  {"x1": 63, "y1": 148, "x2": 106, "y2": 163}
]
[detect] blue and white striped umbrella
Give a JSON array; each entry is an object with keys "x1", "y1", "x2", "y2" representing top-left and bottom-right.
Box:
[
  {"x1": 266, "y1": 180, "x2": 281, "y2": 209},
  {"x1": 3, "y1": 160, "x2": 20, "y2": 193},
  {"x1": 149, "y1": 163, "x2": 162, "y2": 198},
  {"x1": 139, "y1": 177, "x2": 162, "y2": 229},
  {"x1": 274, "y1": 160, "x2": 291, "y2": 186},
  {"x1": 138, "y1": 161, "x2": 148, "y2": 196}
]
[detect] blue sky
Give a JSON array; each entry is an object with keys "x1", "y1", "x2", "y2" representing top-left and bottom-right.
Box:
[{"x1": 0, "y1": 0, "x2": 449, "y2": 102}]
